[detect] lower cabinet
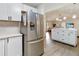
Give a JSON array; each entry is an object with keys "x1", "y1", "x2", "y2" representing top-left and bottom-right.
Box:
[
  {"x1": 0, "y1": 35, "x2": 22, "y2": 56},
  {"x1": 7, "y1": 36, "x2": 22, "y2": 56},
  {"x1": 0, "y1": 39, "x2": 5, "y2": 56}
]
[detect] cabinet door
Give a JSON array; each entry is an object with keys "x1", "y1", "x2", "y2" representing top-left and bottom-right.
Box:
[
  {"x1": 0, "y1": 3, "x2": 8, "y2": 20},
  {"x1": 0, "y1": 39, "x2": 4, "y2": 56},
  {"x1": 7, "y1": 36, "x2": 22, "y2": 56},
  {"x1": 8, "y1": 3, "x2": 22, "y2": 21}
]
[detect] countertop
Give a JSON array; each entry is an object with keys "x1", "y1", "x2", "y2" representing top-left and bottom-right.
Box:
[
  {"x1": 51, "y1": 28, "x2": 77, "y2": 31},
  {"x1": 0, "y1": 33, "x2": 22, "y2": 39}
]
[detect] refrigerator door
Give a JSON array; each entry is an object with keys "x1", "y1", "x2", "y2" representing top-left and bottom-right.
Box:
[
  {"x1": 36, "y1": 14, "x2": 43, "y2": 39},
  {"x1": 36, "y1": 14, "x2": 40, "y2": 39},
  {"x1": 27, "y1": 10, "x2": 38, "y2": 41},
  {"x1": 39, "y1": 14, "x2": 44, "y2": 38}
]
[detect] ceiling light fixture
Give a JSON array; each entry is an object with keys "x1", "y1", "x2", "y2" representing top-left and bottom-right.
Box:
[
  {"x1": 72, "y1": 14, "x2": 77, "y2": 19},
  {"x1": 63, "y1": 16, "x2": 67, "y2": 20},
  {"x1": 56, "y1": 18, "x2": 59, "y2": 21},
  {"x1": 56, "y1": 18, "x2": 62, "y2": 21}
]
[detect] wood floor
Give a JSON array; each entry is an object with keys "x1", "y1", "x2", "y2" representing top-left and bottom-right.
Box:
[{"x1": 43, "y1": 32, "x2": 79, "y2": 56}]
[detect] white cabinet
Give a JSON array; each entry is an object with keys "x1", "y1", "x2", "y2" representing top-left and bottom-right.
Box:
[
  {"x1": 0, "y1": 39, "x2": 5, "y2": 56},
  {"x1": 0, "y1": 3, "x2": 8, "y2": 20},
  {"x1": 0, "y1": 35, "x2": 22, "y2": 56},
  {"x1": 7, "y1": 36, "x2": 22, "y2": 56},
  {"x1": 7, "y1": 3, "x2": 22, "y2": 21},
  {"x1": 9, "y1": 4, "x2": 22, "y2": 21},
  {"x1": 0, "y1": 3, "x2": 38, "y2": 21},
  {"x1": 0, "y1": 3, "x2": 22, "y2": 21}
]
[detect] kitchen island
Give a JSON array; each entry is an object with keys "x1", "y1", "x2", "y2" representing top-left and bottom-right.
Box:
[{"x1": 51, "y1": 28, "x2": 77, "y2": 46}]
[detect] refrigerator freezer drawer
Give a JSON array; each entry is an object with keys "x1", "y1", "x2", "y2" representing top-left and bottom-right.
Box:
[{"x1": 27, "y1": 38, "x2": 44, "y2": 56}]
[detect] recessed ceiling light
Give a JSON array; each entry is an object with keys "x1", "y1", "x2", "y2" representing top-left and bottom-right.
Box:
[
  {"x1": 72, "y1": 14, "x2": 77, "y2": 19},
  {"x1": 56, "y1": 18, "x2": 59, "y2": 21},
  {"x1": 63, "y1": 17, "x2": 67, "y2": 20},
  {"x1": 56, "y1": 18, "x2": 62, "y2": 21}
]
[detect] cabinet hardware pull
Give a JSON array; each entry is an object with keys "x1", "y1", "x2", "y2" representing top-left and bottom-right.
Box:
[{"x1": 7, "y1": 39, "x2": 9, "y2": 43}]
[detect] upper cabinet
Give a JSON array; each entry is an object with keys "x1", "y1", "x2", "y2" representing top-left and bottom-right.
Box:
[
  {"x1": 0, "y1": 3, "x2": 38, "y2": 21},
  {"x1": 0, "y1": 4, "x2": 8, "y2": 20},
  {"x1": 0, "y1": 3, "x2": 22, "y2": 21},
  {"x1": 7, "y1": 3, "x2": 22, "y2": 21}
]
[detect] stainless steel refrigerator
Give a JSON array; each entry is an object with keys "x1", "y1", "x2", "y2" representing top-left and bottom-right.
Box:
[{"x1": 20, "y1": 10, "x2": 44, "y2": 56}]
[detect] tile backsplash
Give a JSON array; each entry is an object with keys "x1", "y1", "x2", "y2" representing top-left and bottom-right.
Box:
[
  {"x1": 0, "y1": 27, "x2": 20, "y2": 35},
  {"x1": 0, "y1": 20, "x2": 20, "y2": 35}
]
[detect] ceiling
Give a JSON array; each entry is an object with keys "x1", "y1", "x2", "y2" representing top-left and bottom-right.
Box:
[
  {"x1": 45, "y1": 3, "x2": 79, "y2": 21},
  {"x1": 24, "y1": 3, "x2": 79, "y2": 15},
  {"x1": 25, "y1": 3, "x2": 67, "y2": 8},
  {"x1": 25, "y1": 3, "x2": 42, "y2": 8}
]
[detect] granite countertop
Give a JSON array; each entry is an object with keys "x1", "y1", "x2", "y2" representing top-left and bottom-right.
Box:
[{"x1": 0, "y1": 34, "x2": 22, "y2": 39}]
